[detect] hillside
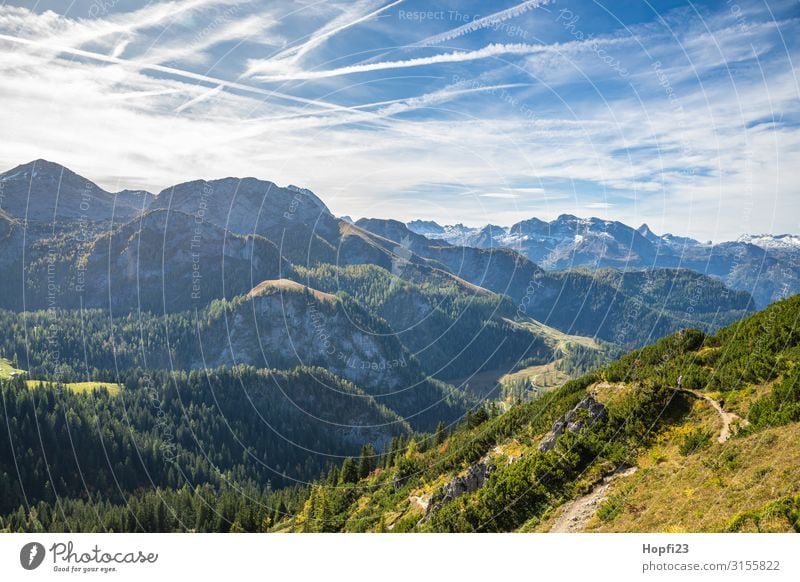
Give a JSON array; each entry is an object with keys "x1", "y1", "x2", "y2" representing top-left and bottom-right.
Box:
[
  {"x1": 0, "y1": 283, "x2": 468, "y2": 432},
  {"x1": 0, "y1": 366, "x2": 410, "y2": 525},
  {"x1": 356, "y1": 218, "x2": 755, "y2": 348},
  {"x1": 271, "y1": 294, "x2": 800, "y2": 533},
  {"x1": 0, "y1": 160, "x2": 756, "y2": 349}
]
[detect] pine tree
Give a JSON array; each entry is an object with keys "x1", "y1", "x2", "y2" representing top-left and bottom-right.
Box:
[
  {"x1": 326, "y1": 464, "x2": 339, "y2": 486},
  {"x1": 435, "y1": 421, "x2": 446, "y2": 445},
  {"x1": 339, "y1": 458, "x2": 358, "y2": 484},
  {"x1": 357, "y1": 444, "x2": 376, "y2": 479}
]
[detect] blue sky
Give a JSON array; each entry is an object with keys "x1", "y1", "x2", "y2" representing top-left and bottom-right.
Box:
[{"x1": 0, "y1": 0, "x2": 797, "y2": 240}]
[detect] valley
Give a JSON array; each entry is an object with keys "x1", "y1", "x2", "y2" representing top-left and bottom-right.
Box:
[{"x1": 0, "y1": 160, "x2": 797, "y2": 533}]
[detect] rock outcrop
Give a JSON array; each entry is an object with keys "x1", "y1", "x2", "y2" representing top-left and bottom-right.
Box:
[
  {"x1": 538, "y1": 395, "x2": 606, "y2": 452},
  {"x1": 420, "y1": 462, "x2": 496, "y2": 522}
]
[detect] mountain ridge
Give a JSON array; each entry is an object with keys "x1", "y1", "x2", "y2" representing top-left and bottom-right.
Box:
[
  {"x1": 405, "y1": 214, "x2": 800, "y2": 308},
  {"x1": 0, "y1": 159, "x2": 763, "y2": 348}
]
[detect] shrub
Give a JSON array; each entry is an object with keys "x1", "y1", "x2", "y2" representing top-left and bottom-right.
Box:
[{"x1": 678, "y1": 429, "x2": 712, "y2": 456}]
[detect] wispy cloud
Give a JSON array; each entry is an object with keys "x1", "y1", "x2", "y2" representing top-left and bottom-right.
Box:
[
  {"x1": 0, "y1": 0, "x2": 797, "y2": 240},
  {"x1": 248, "y1": 42, "x2": 549, "y2": 81},
  {"x1": 248, "y1": 0, "x2": 403, "y2": 79},
  {"x1": 417, "y1": 0, "x2": 553, "y2": 46},
  {"x1": 480, "y1": 192, "x2": 521, "y2": 199}
]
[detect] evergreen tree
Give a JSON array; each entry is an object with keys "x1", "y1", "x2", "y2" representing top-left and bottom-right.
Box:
[
  {"x1": 357, "y1": 444, "x2": 376, "y2": 479},
  {"x1": 435, "y1": 421, "x2": 446, "y2": 445},
  {"x1": 339, "y1": 458, "x2": 358, "y2": 484}
]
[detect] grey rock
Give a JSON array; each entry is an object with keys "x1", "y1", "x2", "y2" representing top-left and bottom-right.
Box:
[{"x1": 538, "y1": 395, "x2": 606, "y2": 452}]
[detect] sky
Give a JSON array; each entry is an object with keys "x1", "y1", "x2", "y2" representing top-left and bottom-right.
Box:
[{"x1": 0, "y1": 0, "x2": 798, "y2": 241}]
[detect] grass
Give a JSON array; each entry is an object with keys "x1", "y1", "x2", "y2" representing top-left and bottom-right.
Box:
[
  {"x1": 706, "y1": 381, "x2": 775, "y2": 418},
  {"x1": 0, "y1": 357, "x2": 26, "y2": 380},
  {"x1": 533, "y1": 383, "x2": 800, "y2": 533},
  {"x1": 586, "y1": 421, "x2": 800, "y2": 532},
  {"x1": 510, "y1": 318, "x2": 601, "y2": 351},
  {"x1": 24, "y1": 380, "x2": 122, "y2": 395},
  {"x1": 247, "y1": 278, "x2": 336, "y2": 302},
  {"x1": 3, "y1": 356, "x2": 121, "y2": 395},
  {"x1": 500, "y1": 360, "x2": 570, "y2": 390}
]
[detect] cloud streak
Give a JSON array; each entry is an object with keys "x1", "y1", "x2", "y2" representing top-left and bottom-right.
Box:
[
  {"x1": 417, "y1": 0, "x2": 553, "y2": 46},
  {"x1": 248, "y1": 42, "x2": 549, "y2": 80},
  {"x1": 0, "y1": 0, "x2": 796, "y2": 240}
]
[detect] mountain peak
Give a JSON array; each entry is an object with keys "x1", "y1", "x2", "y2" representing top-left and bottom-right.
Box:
[
  {"x1": 637, "y1": 223, "x2": 661, "y2": 243},
  {"x1": 2, "y1": 159, "x2": 72, "y2": 180},
  {"x1": 555, "y1": 213, "x2": 580, "y2": 222},
  {"x1": 0, "y1": 160, "x2": 123, "y2": 223}
]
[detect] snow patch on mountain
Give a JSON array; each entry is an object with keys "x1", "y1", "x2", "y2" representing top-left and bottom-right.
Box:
[{"x1": 739, "y1": 234, "x2": 800, "y2": 250}]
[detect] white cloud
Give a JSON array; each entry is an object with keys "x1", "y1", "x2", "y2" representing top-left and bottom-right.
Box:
[
  {"x1": 0, "y1": 1, "x2": 796, "y2": 241},
  {"x1": 480, "y1": 192, "x2": 521, "y2": 199},
  {"x1": 247, "y1": 43, "x2": 551, "y2": 81},
  {"x1": 417, "y1": 0, "x2": 552, "y2": 46}
]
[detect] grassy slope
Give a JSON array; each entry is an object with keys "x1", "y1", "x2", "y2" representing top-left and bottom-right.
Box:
[
  {"x1": 584, "y1": 421, "x2": 800, "y2": 532},
  {"x1": 2, "y1": 357, "x2": 121, "y2": 395},
  {"x1": 278, "y1": 295, "x2": 800, "y2": 533},
  {"x1": 24, "y1": 380, "x2": 122, "y2": 395},
  {"x1": 0, "y1": 357, "x2": 25, "y2": 379}
]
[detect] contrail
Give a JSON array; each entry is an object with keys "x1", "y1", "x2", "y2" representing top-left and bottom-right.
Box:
[
  {"x1": 418, "y1": 0, "x2": 553, "y2": 46},
  {"x1": 175, "y1": 83, "x2": 225, "y2": 112},
  {"x1": 251, "y1": 43, "x2": 548, "y2": 82},
  {"x1": 0, "y1": 32, "x2": 340, "y2": 111},
  {"x1": 271, "y1": 0, "x2": 404, "y2": 63}
]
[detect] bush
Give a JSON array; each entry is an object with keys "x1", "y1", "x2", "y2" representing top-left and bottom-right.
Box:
[
  {"x1": 597, "y1": 496, "x2": 624, "y2": 522},
  {"x1": 678, "y1": 429, "x2": 712, "y2": 456}
]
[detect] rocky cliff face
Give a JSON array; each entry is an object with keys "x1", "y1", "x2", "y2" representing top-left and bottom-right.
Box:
[
  {"x1": 421, "y1": 461, "x2": 497, "y2": 523},
  {"x1": 150, "y1": 176, "x2": 340, "y2": 265},
  {"x1": 12, "y1": 209, "x2": 287, "y2": 312},
  {"x1": 198, "y1": 284, "x2": 467, "y2": 430},
  {"x1": 538, "y1": 395, "x2": 607, "y2": 452}
]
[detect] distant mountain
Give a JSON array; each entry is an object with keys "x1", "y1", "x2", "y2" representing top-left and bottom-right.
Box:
[
  {"x1": 0, "y1": 159, "x2": 149, "y2": 224},
  {"x1": 149, "y1": 176, "x2": 339, "y2": 265},
  {"x1": 406, "y1": 219, "x2": 444, "y2": 237},
  {"x1": 407, "y1": 215, "x2": 800, "y2": 308},
  {"x1": 357, "y1": 218, "x2": 753, "y2": 348},
  {"x1": 4, "y1": 208, "x2": 286, "y2": 312},
  {"x1": 738, "y1": 233, "x2": 800, "y2": 250},
  {"x1": 0, "y1": 160, "x2": 758, "y2": 350}
]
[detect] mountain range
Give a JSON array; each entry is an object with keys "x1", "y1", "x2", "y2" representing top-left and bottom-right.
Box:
[
  {"x1": 0, "y1": 160, "x2": 769, "y2": 431},
  {"x1": 0, "y1": 159, "x2": 758, "y2": 346},
  {"x1": 0, "y1": 158, "x2": 797, "y2": 533},
  {"x1": 0, "y1": 157, "x2": 761, "y2": 440},
  {"x1": 406, "y1": 216, "x2": 800, "y2": 309}
]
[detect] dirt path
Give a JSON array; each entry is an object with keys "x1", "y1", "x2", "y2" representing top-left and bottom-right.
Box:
[
  {"x1": 549, "y1": 466, "x2": 638, "y2": 533},
  {"x1": 681, "y1": 389, "x2": 750, "y2": 443}
]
